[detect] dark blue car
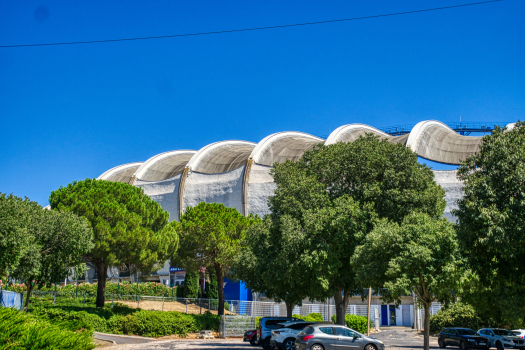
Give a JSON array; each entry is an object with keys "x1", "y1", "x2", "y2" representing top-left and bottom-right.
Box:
[{"x1": 439, "y1": 328, "x2": 490, "y2": 350}]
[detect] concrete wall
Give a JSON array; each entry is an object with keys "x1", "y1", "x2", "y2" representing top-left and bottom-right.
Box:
[
  {"x1": 247, "y1": 163, "x2": 277, "y2": 217},
  {"x1": 135, "y1": 174, "x2": 181, "y2": 222},
  {"x1": 433, "y1": 170, "x2": 462, "y2": 222},
  {"x1": 183, "y1": 166, "x2": 245, "y2": 214}
]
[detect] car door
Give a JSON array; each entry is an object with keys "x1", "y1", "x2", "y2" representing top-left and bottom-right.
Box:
[
  {"x1": 318, "y1": 326, "x2": 339, "y2": 350},
  {"x1": 448, "y1": 329, "x2": 460, "y2": 347},
  {"x1": 335, "y1": 327, "x2": 364, "y2": 349},
  {"x1": 442, "y1": 329, "x2": 453, "y2": 346},
  {"x1": 485, "y1": 330, "x2": 495, "y2": 347}
]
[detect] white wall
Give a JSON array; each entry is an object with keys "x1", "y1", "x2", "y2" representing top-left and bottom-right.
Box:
[
  {"x1": 432, "y1": 170, "x2": 462, "y2": 222},
  {"x1": 247, "y1": 163, "x2": 277, "y2": 217},
  {"x1": 183, "y1": 166, "x2": 245, "y2": 214},
  {"x1": 135, "y1": 174, "x2": 181, "y2": 222}
]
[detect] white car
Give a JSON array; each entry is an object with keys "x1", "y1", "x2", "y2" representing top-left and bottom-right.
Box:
[
  {"x1": 270, "y1": 321, "x2": 316, "y2": 350},
  {"x1": 512, "y1": 330, "x2": 525, "y2": 340},
  {"x1": 478, "y1": 328, "x2": 525, "y2": 349}
]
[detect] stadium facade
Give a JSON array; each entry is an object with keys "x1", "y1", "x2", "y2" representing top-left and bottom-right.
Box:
[{"x1": 91, "y1": 120, "x2": 514, "y2": 302}]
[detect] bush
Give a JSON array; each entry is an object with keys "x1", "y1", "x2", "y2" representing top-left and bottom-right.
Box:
[
  {"x1": 331, "y1": 314, "x2": 370, "y2": 333},
  {"x1": 29, "y1": 301, "x2": 220, "y2": 337},
  {"x1": 429, "y1": 302, "x2": 496, "y2": 333},
  {"x1": 0, "y1": 307, "x2": 94, "y2": 350},
  {"x1": 183, "y1": 271, "x2": 200, "y2": 298},
  {"x1": 293, "y1": 313, "x2": 325, "y2": 322}
]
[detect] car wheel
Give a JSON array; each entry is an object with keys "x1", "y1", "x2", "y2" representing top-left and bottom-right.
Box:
[
  {"x1": 310, "y1": 344, "x2": 324, "y2": 350},
  {"x1": 250, "y1": 337, "x2": 257, "y2": 346},
  {"x1": 263, "y1": 337, "x2": 273, "y2": 350},
  {"x1": 283, "y1": 338, "x2": 295, "y2": 350},
  {"x1": 365, "y1": 344, "x2": 378, "y2": 350},
  {"x1": 439, "y1": 339, "x2": 446, "y2": 348},
  {"x1": 496, "y1": 341, "x2": 503, "y2": 350},
  {"x1": 460, "y1": 341, "x2": 469, "y2": 350}
]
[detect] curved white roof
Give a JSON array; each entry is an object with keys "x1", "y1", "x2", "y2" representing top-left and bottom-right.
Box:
[
  {"x1": 97, "y1": 162, "x2": 143, "y2": 183},
  {"x1": 133, "y1": 150, "x2": 196, "y2": 181},
  {"x1": 325, "y1": 124, "x2": 390, "y2": 145},
  {"x1": 406, "y1": 120, "x2": 482, "y2": 164},
  {"x1": 505, "y1": 122, "x2": 516, "y2": 131},
  {"x1": 186, "y1": 140, "x2": 256, "y2": 174},
  {"x1": 250, "y1": 131, "x2": 324, "y2": 166}
]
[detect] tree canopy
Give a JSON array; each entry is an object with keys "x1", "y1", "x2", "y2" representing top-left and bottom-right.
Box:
[
  {"x1": 11, "y1": 210, "x2": 93, "y2": 309},
  {"x1": 353, "y1": 212, "x2": 462, "y2": 350},
  {"x1": 0, "y1": 194, "x2": 39, "y2": 275},
  {"x1": 49, "y1": 179, "x2": 178, "y2": 307},
  {"x1": 173, "y1": 202, "x2": 259, "y2": 315},
  {"x1": 454, "y1": 121, "x2": 525, "y2": 321},
  {"x1": 268, "y1": 135, "x2": 446, "y2": 324}
]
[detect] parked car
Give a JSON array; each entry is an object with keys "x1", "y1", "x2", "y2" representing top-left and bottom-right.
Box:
[
  {"x1": 244, "y1": 330, "x2": 257, "y2": 345},
  {"x1": 438, "y1": 328, "x2": 489, "y2": 350},
  {"x1": 511, "y1": 330, "x2": 525, "y2": 340},
  {"x1": 478, "y1": 328, "x2": 525, "y2": 350},
  {"x1": 270, "y1": 321, "x2": 316, "y2": 350},
  {"x1": 295, "y1": 324, "x2": 384, "y2": 350},
  {"x1": 258, "y1": 317, "x2": 299, "y2": 350}
]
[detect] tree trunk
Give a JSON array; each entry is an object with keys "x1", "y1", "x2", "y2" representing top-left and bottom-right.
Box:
[
  {"x1": 334, "y1": 288, "x2": 350, "y2": 325},
  {"x1": 95, "y1": 261, "x2": 107, "y2": 308},
  {"x1": 23, "y1": 282, "x2": 34, "y2": 310},
  {"x1": 215, "y1": 263, "x2": 225, "y2": 316},
  {"x1": 285, "y1": 301, "x2": 295, "y2": 317},
  {"x1": 423, "y1": 302, "x2": 431, "y2": 350}
]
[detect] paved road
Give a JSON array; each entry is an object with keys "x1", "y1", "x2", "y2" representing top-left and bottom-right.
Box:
[{"x1": 103, "y1": 327, "x2": 439, "y2": 350}]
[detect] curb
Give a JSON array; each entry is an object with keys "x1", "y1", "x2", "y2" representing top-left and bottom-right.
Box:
[{"x1": 93, "y1": 332, "x2": 157, "y2": 341}]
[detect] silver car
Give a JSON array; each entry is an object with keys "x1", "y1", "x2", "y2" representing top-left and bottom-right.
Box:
[
  {"x1": 478, "y1": 328, "x2": 525, "y2": 349},
  {"x1": 295, "y1": 324, "x2": 384, "y2": 350}
]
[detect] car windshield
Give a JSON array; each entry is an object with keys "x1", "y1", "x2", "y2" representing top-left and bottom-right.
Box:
[
  {"x1": 458, "y1": 329, "x2": 478, "y2": 336},
  {"x1": 494, "y1": 330, "x2": 514, "y2": 336}
]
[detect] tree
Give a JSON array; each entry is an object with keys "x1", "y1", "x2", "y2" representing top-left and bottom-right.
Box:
[
  {"x1": 454, "y1": 121, "x2": 525, "y2": 321},
  {"x1": 0, "y1": 194, "x2": 38, "y2": 276},
  {"x1": 182, "y1": 270, "x2": 200, "y2": 298},
  {"x1": 49, "y1": 179, "x2": 179, "y2": 307},
  {"x1": 205, "y1": 267, "x2": 218, "y2": 300},
  {"x1": 353, "y1": 213, "x2": 462, "y2": 350},
  {"x1": 173, "y1": 202, "x2": 259, "y2": 315},
  {"x1": 11, "y1": 210, "x2": 93, "y2": 309},
  {"x1": 232, "y1": 216, "x2": 313, "y2": 317},
  {"x1": 269, "y1": 135, "x2": 446, "y2": 324}
]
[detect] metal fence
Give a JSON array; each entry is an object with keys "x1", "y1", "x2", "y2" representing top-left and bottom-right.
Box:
[
  {"x1": 220, "y1": 315, "x2": 256, "y2": 338},
  {"x1": 0, "y1": 289, "x2": 24, "y2": 310}
]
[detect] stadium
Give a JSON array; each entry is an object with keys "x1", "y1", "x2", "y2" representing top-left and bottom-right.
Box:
[{"x1": 91, "y1": 120, "x2": 514, "y2": 310}]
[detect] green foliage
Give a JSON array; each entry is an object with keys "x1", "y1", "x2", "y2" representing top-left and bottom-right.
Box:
[
  {"x1": 205, "y1": 268, "x2": 218, "y2": 300},
  {"x1": 353, "y1": 212, "x2": 462, "y2": 350},
  {"x1": 0, "y1": 194, "x2": 39, "y2": 274},
  {"x1": 49, "y1": 179, "x2": 179, "y2": 306},
  {"x1": 4, "y1": 281, "x2": 179, "y2": 298},
  {"x1": 293, "y1": 313, "x2": 324, "y2": 322},
  {"x1": 266, "y1": 135, "x2": 446, "y2": 324},
  {"x1": 182, "y1": 271, "x2": 200, "y2": 298},
  {"x1": 28, "y1": 299, "x2": 220, "y2": 337},
  {"x1": 0, "y1": 307, "x2": 95, "y2": 350},
  {"x1": 329, "y1": 314, "x2": 370, "y2": 334},
  {"x1": 429, "y1": 303, "x2": 497, "y2": 333},
  {"x1": 174, "y1": 202, "x2": 259, "y2": 315},
  {"x1": 454, "y1": 122, "x2": 525, "y2": 321}
]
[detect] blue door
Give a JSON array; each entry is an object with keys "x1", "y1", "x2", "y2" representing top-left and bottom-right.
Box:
[{"x1": 381, "y1": 305, "x2": 388, "y2": 325}]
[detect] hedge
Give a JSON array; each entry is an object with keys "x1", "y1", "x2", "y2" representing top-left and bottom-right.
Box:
[
  {"x1": 293, "y1": 313, "x2": 325, "y2": 322},
  {"x1": 2, "y1": 281, "x2": 178, "y2": 298},
  {"x1": 429, "y1": 303, "x2": 497, "y2": 333},
  {"x1": 331, "y1": 314, "x2": 370, "y2": 333},
  {"x1": 30, "y1": 301, "x2": 220, "y2": 337},
  {"x1": 0, "y1": 307, "x2": 95, "y2": 350}
]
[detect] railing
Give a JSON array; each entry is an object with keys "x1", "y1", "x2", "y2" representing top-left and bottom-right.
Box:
[{"x1": 379, "y1": 121, "x2": 512, "y2": 136}]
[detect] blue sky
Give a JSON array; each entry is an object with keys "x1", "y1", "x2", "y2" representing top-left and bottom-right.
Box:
[{"x1": 1, "y1": 0, "x2": 524, "y2": 206}]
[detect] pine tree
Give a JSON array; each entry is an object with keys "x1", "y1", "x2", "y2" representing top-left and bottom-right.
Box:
[{"x1": 205, "y1": 268, "x2": 218, "y2": 300}]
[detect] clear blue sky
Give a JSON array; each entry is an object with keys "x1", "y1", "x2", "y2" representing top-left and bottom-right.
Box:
[{"x1": 1, "y1": 0, "x2": 523, "y2": 206}]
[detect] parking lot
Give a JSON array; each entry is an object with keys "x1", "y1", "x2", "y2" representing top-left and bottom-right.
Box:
[{"x1": 102, "y1": 327, "x2": 439, "y2": 350}]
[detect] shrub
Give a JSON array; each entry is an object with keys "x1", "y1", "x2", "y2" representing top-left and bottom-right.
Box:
[
  {"x1": 429, "y1": 302, "x2": 496, "y2": 333},
  {"x1": 0, "y1": 307, "x2": 94, "y2": 350},
  {"x1": 293, "y1": 313, "x2": 325, "y2": 322},
  {"x1": 331, "y1": 314, "x2": 370, "y2": 333},
  {"x1": 183, "y1": 271, "x2": 200, "y2": 298}
]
